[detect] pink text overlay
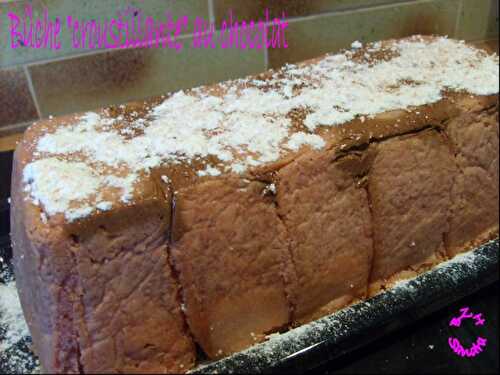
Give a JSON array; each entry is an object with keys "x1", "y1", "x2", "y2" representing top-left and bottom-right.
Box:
[
  {"x1": 4, "y1": 5, "x2": 289, "y2": 52},
  {"x1": 448, "y1": 307, "x2": 488, "y2": 358}
]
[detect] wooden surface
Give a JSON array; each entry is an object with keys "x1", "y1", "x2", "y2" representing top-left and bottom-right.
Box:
[{"x1": 0, "y1": 133, "x2": 23, "y2": 153}]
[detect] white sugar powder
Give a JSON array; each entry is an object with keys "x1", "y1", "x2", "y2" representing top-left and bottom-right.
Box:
[
  {"x1": 198, "y1": 166, "x2": 222, "y2": 177},
  {"x1": 23, "y1": 158, "x2": 136, "y2": 221},
  {"x1": 24, "y1": 37, "x2": 500, "y2": 222},
  {"x1": 23, "y1": 158, "x2": 101, "y2": 221},
  {"x1": 96, "y1": 201, "x2": 113, "y2": 211},
  {"x1": 0, "y1": 281, "x2": 30, "y2": 352},
  {"x1": 351, "y1": 40, "x2": 363, "y2": 49},
  {"x1": 286, "y1": 132, "x2": 326, "y2": 151}
]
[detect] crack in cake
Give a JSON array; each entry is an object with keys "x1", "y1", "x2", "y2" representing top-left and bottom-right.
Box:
[{"x1": 10, "y1": 36, "x2": 499, "y2": 373}]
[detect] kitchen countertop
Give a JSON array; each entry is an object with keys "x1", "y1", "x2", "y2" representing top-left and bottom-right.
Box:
[{"x1": 0, "y1": 133, "x2": 22, "y2": 153}]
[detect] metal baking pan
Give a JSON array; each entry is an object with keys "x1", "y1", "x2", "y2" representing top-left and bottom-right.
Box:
[{"x1": 0, "y1": 148, "x2": 498, "y2": 373}]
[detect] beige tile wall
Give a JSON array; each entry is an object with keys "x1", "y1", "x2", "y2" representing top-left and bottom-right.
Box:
[{"x1": 0, "y1": 0, "x2": 498, "y2": 135}]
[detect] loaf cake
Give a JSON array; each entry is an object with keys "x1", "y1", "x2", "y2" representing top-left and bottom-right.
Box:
[{"x1": 11, "y1": 36, "x2": 499, "y2": 373}]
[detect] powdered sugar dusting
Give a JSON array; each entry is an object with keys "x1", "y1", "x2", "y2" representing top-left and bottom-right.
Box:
[
  {"x1": 351, "y1": 40, "x2": 363, "y2": 49},
  {"x1": 23, "y1": 158, "x2": 101, "y2": 222},
  {"x1": 0, "y1": 269, "x2": 40, "y2": 374},
  {"x1": 286, "y1": 132, "x2": 326, "y2": 151},
  {"x1": 22, "y1": 158, "x2": 135, "y2": 222},
  {"x1": 197, "y1": 165, "x2": 222, "y2": 177},
  {"x1": 23, "y1": 37, "x2": 499, "y2": 222},
  {"x1": 0, "y1": 282, "x2": 29, "y2": 352},
  {"x1": 391, "y1": 246, "x2": 487, "y2": 291}
]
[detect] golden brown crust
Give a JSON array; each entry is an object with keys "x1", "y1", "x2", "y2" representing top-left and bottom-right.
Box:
[
  {"x1": 11, "y1": 147, "x2": 82, "y2": 373},
  {"x1": 170, "y1": 177, "x2": 293, "y2": 358},
  {"x1": 445, "y1": 104, "x2": 499, "y2": 256},
  {"x1": 276, "y1": 149, "x2": 374, "y2": 323},
  {"x1": 12, "y1": 136, "x2": 196, "y2": 373},
  {"x1": 367, "y1": 130, "x2": 455, "y2": 292}
]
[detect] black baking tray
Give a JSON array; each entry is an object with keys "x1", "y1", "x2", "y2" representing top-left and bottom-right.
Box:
[{"x1": 0, "y1": 148, "x2": 499, "y2": 374}]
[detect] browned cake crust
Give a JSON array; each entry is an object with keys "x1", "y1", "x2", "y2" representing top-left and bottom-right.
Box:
[
  {"x1": 169, "y1": 177, "x2": 295, "y2": 358},
  {"x1": 11, "y1": 144, "x2": 196, "y2": 373},
  {"x1": 276, "y1": 149, "x2": 374, "y2": 323},
  {"x1": 367, "y1": 130, "x2": 455, "y2": 293},
  {"x1": 446, "y1": 105, "x2": 499, "y2": 256},
  {"x1": 10, "y1": 36, "x2": 499, "y2": 373}
]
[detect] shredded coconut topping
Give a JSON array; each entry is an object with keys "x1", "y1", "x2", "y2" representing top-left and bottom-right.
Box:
[{"x1": 22, "y1": 37, "x2": 499, "y2": 221}]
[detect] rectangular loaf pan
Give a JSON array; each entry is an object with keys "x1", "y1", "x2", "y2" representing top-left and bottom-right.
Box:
[{"x1": 1, "y1": 214, "x2": 498, "y2": 374}]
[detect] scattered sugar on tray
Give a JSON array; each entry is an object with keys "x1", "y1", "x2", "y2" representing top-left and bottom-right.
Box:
[
  {"x1": 0, "y1": 344, "x2": 40, "y2": 375},
  {"x1": 0, "y1": 281, "x2": 30, "y2": 352},
  {"x1": 435, "y1": 248, "x2": 482, "y2": 271},
  {"x1": 390, "y1": 248, "x2": 484, "y2": 293},
  {"x1": 392, "y1": 277, "x2": 418, "y2": 291}
]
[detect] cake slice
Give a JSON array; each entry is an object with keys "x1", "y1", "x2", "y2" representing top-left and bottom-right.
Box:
[
  {"x1": 445, "y1": 102, "x2": 499, "y2": 256},
  {"x1": 367, "y1": 130, "x2": 457, "y2": 293},
  {"x1": 11, "y1": 121, "x2": 196, "y2": 373},
  {"x1": 170, "y1": 175, "x2": 294, "y2": 358},
  {"x1": 275, "y1": 149, "x2": 374, "y2": 323}
]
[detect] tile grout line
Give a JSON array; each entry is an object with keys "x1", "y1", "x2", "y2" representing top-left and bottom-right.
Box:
[
  {"x1": 454, "y1": 0, "x2": 464, "y2": 39},
  {"x1": 1, "y1": 0, "x2": 423, "y2": 71},
  {"x1": 285, "y1": 0, "x2": 422, "y2": 25},
  {"x1": 264, "y1": 40, "x2": 269, "y2": 71},
  {"x1": 3, "y1": 33, "x2": 197, "y2": 70},
  {"x1": 0, "y1": 121, "x2": 33, "y2": 138},
  {"x1": 208, "y1": 0, "x2": 215, "y2": 24},
  {"x1": 22, "y1": 65, "x2": 43, "y2": 119}
]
